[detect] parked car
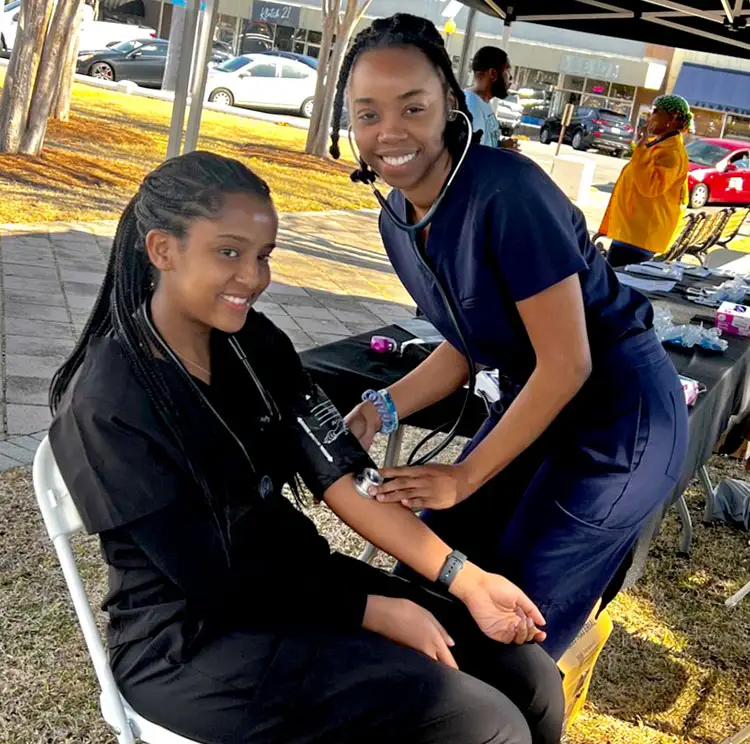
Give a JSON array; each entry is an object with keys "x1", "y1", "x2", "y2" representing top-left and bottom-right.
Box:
[
  {"x1": 539, "y1": 106, "x2": 634, "y2": 157},
  {"x1": 77, "y1": 39, "x2": 232, "y2": 87},
  {"x1": 686, "y1": 138, "x2": 750, "y2": 208},
  {"x1": 493, "y1": 93, "x2": 523, "y2": 136},
  {"x1": 259, "y1": 50, "x2": 318, "y2": 70},
  {"x1": 1, "y1": 3, "x2": 154, "y2": 53},
  {"x1": 206, "y1": 54, "x2": 317, "y2": 118},
  {"x1": 77, "y1": 38, "x2": 167, "y2": 86}
]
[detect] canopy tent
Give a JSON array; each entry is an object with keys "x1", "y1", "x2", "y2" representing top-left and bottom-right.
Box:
[{"x1": 455, "y1": 1, "x2": 750, "y2": 59}]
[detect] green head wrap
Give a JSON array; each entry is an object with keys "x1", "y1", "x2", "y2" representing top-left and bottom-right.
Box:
[{"x1": 653, "y1": 94, "x2": 695, "y2": 132}]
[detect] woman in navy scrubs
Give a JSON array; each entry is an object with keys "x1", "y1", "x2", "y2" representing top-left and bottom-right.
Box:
[{"x1": 330, "y1": 13, "x2": 689, "y2": 660}]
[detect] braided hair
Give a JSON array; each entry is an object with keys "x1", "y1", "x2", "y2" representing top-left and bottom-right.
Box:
[
  {"x1": 329, "y1": 13, "x2": 474, "y2": 184},
  {"x1": 50, "y1": 151, "x2": 272, "y2": 557}
]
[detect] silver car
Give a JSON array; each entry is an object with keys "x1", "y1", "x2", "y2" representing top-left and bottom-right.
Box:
[
  {"x1": 206, "y1": 54, "x2": 317, "y2": 118},
  {"x1": 493, "y1": 94, "x2": 523, "y2": 136}
]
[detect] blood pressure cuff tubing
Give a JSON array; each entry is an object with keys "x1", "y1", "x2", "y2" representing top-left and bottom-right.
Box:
[{"x1": 286, "y1": 381, "x2": 376, "y2": 501}]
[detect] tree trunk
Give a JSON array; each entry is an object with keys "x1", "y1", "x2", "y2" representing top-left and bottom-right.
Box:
[
  {"x1": 52, "y1": 2, "x2": 84, "y2": 121},
  {"x1": 0, "y1": 0, "x2": 54, "y2": 153},
  {"x1": 307, "y1": 0, "x2": 371, "y2": 158},
  {"x1": 162, "y1": 3, "x2": 186, "y2": 92},
  {"x1": 20, "y1": 0, "x2": 82, "y2": 155},
  {"x1": 304, "y1": 3, "x2": 336, "y2": 154}
]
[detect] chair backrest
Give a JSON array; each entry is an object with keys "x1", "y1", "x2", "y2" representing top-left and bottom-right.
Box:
[
  {"x1": 685, "y1": 209, "x2": 732, "y2": 260},
  {"x1": 33, "y1": 437, "x2": 136, "y2": 744},
  {"x1": 718, "y1": 208, "x2": 750, "y2": 246},
  {"x1": 666, "y1": 212, "x2": 707, "y2": 263}
]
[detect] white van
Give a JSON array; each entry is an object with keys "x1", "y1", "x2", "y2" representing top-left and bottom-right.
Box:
[{"x1": 1, "y1": 3, "x2": 155, "y2": 54}]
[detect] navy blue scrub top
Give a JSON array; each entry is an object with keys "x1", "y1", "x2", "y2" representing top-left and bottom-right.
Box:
[{"x1": 379, "y1": 145, "x2": 654, "y2": 384}]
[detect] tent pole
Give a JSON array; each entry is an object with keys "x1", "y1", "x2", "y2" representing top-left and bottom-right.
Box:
[{"x1": 457, "y1": 7, "x2": 478, "y2": 88}]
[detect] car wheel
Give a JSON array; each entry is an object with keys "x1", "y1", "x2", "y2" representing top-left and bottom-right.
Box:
[
  {"x1": 300, "y1": 97, "x2": 314, "y2": 119},
  {"x1": 613, "y1": 150, "x2": 624, "y2": 158},
  {"x1": 690, "y1": 183, "x2": 710, "y2": 209},
  {"x1": 539, "y1": 126, "x2": 552, "y2": 145},
  {"x1": 89, "y1": 62, "x2": 115, "y2": 81},
  {"x1": 571, "y1": 131, "x2": 586, "y2": 150},
  {"x1": 209, "y1": 88, "x2": 234, "y2": 107}
]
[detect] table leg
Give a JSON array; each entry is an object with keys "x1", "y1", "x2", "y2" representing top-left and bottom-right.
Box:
[
  {"x1": 676, "y1": 493, "x2": 694, "y2": 556},
  {"x1": 358, "y1": 428, "x2": 405, "y2": 565},
  {"x1": 698, "y1": 464, "x2": 717, "y2": 524}
]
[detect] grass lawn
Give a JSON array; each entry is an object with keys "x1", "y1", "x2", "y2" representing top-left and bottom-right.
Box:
[
  {"x1": 0, "y1": 69, "x2": 375, "y2": 223},
  {"x1": 1, "y1": 429, "x2": 749, "y2": 744}
]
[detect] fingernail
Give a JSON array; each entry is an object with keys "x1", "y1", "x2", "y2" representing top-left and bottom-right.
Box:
[
  {"x1": 369, "y1": 487, "x2": 378, "y2": 497},
  {"x1": 447, "y1": 637, "x2": 455, "y2": 646}
]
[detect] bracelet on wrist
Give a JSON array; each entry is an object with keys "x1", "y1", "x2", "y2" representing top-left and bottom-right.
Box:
[{"x1": 362, "y1": 389, "x2": 399, "y2": 434}]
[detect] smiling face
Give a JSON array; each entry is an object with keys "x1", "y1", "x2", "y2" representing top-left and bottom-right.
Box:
[
  {"x1": 348, "y1": 45, "x2": 452, "y2": 197},
  {"x1": 146, "y1": 191, "x2": 277, "y2": 335}
]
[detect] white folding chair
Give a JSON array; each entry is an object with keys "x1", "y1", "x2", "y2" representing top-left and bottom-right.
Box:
[{"x1": 32, "y1": 436, "x2": 200, "y2": 744}]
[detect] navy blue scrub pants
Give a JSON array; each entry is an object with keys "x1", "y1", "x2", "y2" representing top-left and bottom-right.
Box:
[{"x1": 403, "y1": 329, "x2": 688, "y2": 660}]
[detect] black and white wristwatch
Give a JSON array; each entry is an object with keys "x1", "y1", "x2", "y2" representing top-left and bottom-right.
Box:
[{"x1": 437, "y1": 549, "x2": 467, "y2": 589}]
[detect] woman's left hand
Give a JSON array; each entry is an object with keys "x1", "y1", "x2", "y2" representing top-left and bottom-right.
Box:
[{"x1": 372, "y1": 464, "x2": 472, "y2": 510}]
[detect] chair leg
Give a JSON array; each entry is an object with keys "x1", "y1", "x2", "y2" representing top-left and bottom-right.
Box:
[
  {"x1": 358, "y1": 428, "x2": 405, "y2": 564},
  {"x1": 698, "y1": 464, "x2": 717, "y2": 524},
  {"x1": 676, "y1": 493, "x2": 694, "y2": 555},
  {"x1": 726, "y1": 579, "x2": 750, "y2": 609},
  {"x1": 719, "y1": 722, "x2": 750, "y2": 743}
]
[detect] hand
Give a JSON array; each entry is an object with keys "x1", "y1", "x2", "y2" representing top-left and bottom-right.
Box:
[
  {"x1": 499, "y1": 137, "x2": 520, "y2": 151},
  {"x1": 345, "y1": 401, "x2": 381, "y2": 451},
  {"x1": 374, "y1": 463, "x2": 471, "y2": 510},
  {"x1": 362, "y1": 595, "x2": 458, "y2": 669},
  {"x1": 451, "y1": 563, "x2": 547, "y2": 645}
]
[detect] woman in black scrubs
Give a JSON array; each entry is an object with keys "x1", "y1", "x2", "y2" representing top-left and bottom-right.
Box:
[
  {"x1": 331, "y1": 14, "x2": 688, "y2": 661},
  {"x1": 49, "y1": 152, "x2": 564, "y2": 744}
]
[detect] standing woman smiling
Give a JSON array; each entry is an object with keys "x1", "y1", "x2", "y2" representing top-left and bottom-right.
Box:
[{"x1": 331, "y1": 13, "x2": 689, "y2": 660}]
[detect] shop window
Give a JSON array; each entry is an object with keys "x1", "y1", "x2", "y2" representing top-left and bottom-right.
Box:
[
  {"x1": 584, "y1": 78, "x2": 609, "y2": 96},
  {"x1": 692, "y1": 108, "x2": 725, "y2": 138},
  {"x1": 725, "y1": 114, "x2": 750, "y2": 142},
  {"x1": 560, "y1": 74, "x2": 584, "y2": 92},
  {"x1": 274, "y1": 25, "x2": 295, "y2": 52},
  {"x1": 609, "y1": 82, "x2": 635, "y2": 101}
]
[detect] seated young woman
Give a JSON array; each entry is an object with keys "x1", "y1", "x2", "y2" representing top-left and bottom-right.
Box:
[{"x1": 49, "y1": 151, "x2": 564, "y2": 744}]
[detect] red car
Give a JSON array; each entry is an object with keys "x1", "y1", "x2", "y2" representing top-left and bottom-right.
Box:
[{"x1": 687, "y1": 137, "x2": 750, "y2": 208}]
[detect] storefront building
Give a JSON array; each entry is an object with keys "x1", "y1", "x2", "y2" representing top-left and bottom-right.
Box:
[
  {"x1": 139, "y1": 0, "x2": 669, "y2": 126},
  {"x1": 672, "y1": 62, "x2": 750, "y2": 141}
]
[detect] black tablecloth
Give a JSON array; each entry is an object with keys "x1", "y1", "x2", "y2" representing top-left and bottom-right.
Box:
[{"x1": 301, "y1": 298, "x2": 750, "y2": 507}]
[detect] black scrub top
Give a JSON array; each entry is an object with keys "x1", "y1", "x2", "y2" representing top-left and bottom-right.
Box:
[
  {"x1": 50, "y1": 311, "x2": 373, "y2": 658},
  {"x1": 379, "y1": 145, "x2": 654, "y2": 384}
]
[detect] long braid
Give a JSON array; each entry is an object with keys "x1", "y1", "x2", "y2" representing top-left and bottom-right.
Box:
[
  {"x1": 50, "y1": 151, "x2": 273, "y2": 560},
  {"x1": 329, "y1": 13, "x2": 474, "y2": 183}
]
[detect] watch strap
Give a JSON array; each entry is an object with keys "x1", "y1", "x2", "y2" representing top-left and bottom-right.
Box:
[{"x1": 437, "y1": 550, "x2": 467, "y2": 589}]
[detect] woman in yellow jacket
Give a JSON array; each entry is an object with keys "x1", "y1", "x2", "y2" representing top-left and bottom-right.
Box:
[{"x1": 600, "y1": 95, "x2": 692, "y2": 267}]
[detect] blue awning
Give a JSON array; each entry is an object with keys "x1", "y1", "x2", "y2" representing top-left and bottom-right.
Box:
[{"x1": 674, "y1": 63, "x2": 750, "y2": 117}]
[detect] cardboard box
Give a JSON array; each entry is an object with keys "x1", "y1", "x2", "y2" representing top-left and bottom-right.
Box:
[{"x1": 716, "y1": 302, "x2": 750, "y2": 338}]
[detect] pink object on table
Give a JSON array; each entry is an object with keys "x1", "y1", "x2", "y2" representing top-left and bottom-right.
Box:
[
  {"x1": 715, "y1": 302, "x2": 750, "y2": 338},
  {"x1": 370, "y1": 335, "x2": 398, "y2": 354}
]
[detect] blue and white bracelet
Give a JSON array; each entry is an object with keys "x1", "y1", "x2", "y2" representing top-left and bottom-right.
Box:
[{"x1": 362, "y1": 388, "x2": 399, "y2": 435}]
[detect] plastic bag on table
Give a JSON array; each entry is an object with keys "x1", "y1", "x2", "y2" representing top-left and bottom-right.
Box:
[{"x1": 653, "y1": 307, "x2": 728, "y2": 351}]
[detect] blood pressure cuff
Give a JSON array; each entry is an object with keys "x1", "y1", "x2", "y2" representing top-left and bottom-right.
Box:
[{"x1": 286, "y1": 381, "x2": 376, "y2": 501}]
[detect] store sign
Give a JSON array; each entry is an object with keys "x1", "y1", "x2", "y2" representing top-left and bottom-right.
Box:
[
  {"x1": 560, "y1": 55, "x2": 621, "y2": 81},
  {"x1": 252, "y1": 0, "x2": 301, "y2": 26}
]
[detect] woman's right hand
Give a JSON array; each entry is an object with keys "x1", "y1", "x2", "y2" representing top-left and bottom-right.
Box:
[
  {"x1": 362, "y1": 595, "x2": 458, "y2": 669},
  {"x1": 345, "y1": 401, "x2": 382, "y2": 451}
]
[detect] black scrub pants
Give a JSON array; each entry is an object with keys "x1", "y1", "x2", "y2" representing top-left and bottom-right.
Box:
[{"x1": 112, "y1": 568, "x2": 564, "y2": 744}]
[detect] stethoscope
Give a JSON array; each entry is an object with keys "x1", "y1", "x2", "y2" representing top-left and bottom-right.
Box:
[
  {"x1": 348, "y1": 111, "x2": 479, "y2": 466},
  {"x1": 139, "y1": 304, "x2": 279, "y2": 498}
]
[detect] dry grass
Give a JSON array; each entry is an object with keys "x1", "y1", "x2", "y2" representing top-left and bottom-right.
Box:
[
  {"x1": 0, "y1": 69, "x2": 375, "y2": 223},
  {"x1": 1, "y1": 431, "x2": 749, "y2": 743}
]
